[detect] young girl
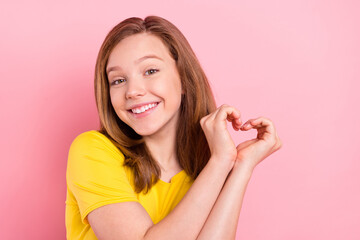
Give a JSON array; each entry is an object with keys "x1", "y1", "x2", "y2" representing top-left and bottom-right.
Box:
[{"x1": 65, "y1": 16, "x2": 282, "y2": 240}]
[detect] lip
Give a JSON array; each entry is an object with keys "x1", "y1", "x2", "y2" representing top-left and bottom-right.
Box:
[
  {"x1": 127, "y1": 101, "x2": 160, "y2": 111},
  {"x1": 127, "y1": 101, "x2": 160, "y2": 118}
]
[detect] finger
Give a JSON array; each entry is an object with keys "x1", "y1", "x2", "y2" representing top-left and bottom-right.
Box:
[
  {"x1": 240, "y1": 118, "x2": 256, "y2": 130},
  {"x1": 229, "y1": 115, "x2": 242, "y2": 130},
  {"x1": 241, "y1": 117, "x2": 275, "y2": 134},
  {"x1": 241, "y1": 117, "x2": 272, "y2": 129},
  {"x1": 242, "y1": 117, "x2": 278, "y2": 141},
  {"x1": 226, "y1": 108, "x2": 241, "y2": 120},
  {"x1": 215, "y1": 105, "x2": 241, "y2": 126},
  {"x1": 227, "y1": 114, "x2": 242, "y2": 123},
  {"x1": 250, "y1": 117, "x2": 275, "y2": 133},
  {"x1": 231, "y1": 119, "x2": 242, "y2": 131}
]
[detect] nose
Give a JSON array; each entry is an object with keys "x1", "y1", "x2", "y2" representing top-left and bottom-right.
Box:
[{"x1": 125, "y1": 78, "x2": 146, "y2": 99}]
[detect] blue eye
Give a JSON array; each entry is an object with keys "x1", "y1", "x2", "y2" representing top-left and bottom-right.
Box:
[
  {"x1": 111, "y1": 79, "x2": 126, "y2": 85},
  {"x1": 145, "y1": 69, "x2": 158, "y2": 76}
]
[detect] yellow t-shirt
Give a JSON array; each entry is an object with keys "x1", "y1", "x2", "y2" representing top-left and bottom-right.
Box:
[{"x1": 65, "y1": 130, "x2": 193, "y2": 240}]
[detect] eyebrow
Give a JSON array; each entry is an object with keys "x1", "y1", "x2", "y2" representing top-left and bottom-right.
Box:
[
  {"x1": 106, "y1": 54, "x2": 164, "y2": 74},
  {"x1": 135, "y1": 54, "x2": 163, "y2": 64}
]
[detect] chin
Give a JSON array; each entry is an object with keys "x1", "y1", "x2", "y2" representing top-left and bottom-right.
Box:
[{"x1": 132, "y1": 126, "x2": 159, "y2": 137}]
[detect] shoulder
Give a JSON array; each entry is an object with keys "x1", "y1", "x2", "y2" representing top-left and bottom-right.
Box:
[
  {"x1": 66, "y1": 131, "x2": 139, "y2": 226},
  {"x1": 71, "y1": 130, "x2": 114, "y2": 148},
  {"x1": 67, "y1": 130, "x2": 131, "y2": 188},
  {"x1": 68, "y1": 130, "x2": 125, "y2": 169},
  {"x1": 70, "y1": 130, "x2": 122, "y2": 155}
]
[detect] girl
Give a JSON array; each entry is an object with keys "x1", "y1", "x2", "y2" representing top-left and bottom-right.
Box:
[{"x1": 65, "y1": 16, "x2": 282, "y2": 240}]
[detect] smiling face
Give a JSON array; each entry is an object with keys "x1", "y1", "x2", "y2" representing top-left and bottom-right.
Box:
[{"x1": 106, "y1": 33, "x2": 183, "y2": 138}]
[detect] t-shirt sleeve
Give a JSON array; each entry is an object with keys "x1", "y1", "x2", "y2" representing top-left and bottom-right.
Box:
[{"x1": 66, "y1": 131, "x2": 138, "y2": 224}]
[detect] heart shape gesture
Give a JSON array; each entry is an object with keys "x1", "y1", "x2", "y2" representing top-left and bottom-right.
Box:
[
  {"x1": 200, "y1": 105, "x2": 282, "y2": 173},
  {"x1": 235, "y1": 117, "x2": 282, "y2": 172}
]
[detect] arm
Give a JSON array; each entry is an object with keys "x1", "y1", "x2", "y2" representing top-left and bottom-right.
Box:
[
  {"x1": 88, "y1": 105, "x2": 241, "y2": 240},
  {"x1": 88, "y1": 158, "x2": 231, "y2": 240},
  {"x1": 197, "y1": 117, "x2": 282, "y2": 240},
  {"x1": 196, "y1": 163, "x2": 253, "y2": 240}
]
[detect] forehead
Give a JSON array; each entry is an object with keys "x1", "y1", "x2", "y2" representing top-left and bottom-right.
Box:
[{"x1": 107, "y1": 33, "x2": 172, "y2": 66}]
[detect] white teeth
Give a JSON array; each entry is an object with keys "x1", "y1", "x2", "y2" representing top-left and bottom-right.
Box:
[{"x1": 131, "y1": 103, "x2": 157, "y2": 114}]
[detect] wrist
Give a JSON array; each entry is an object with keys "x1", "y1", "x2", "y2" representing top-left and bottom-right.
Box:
[
  {"x1": 208, "y1": 156, "x2": 234, "y2": 174},
  {"x1": 232, "y1": 160, "x2": 254, "y2": 179}
]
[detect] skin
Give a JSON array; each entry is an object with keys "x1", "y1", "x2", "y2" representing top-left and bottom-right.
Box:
[
  {"x1": 88, "y1": 32, "x2": 282, "y2": 239},
  {"x1": 107, "y1": 33, "x2": 183, "y2": 177}
]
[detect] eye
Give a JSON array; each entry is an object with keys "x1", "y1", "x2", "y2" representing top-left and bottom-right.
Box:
[
  {"x1": 111, "y1": 78, "x2": 126, "y2": 86},
  {"x1": 145, "y1": 69, "x2": 158, "y2": 76}
]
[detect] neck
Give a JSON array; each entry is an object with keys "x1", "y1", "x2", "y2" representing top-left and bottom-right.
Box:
[{"x1": 143, "y1": 116, "x2": 180, "y2": 171}]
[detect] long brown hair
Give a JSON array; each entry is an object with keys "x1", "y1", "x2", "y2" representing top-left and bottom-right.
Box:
[{"x1": 94, "y1": 16, "x2": 216, "y2": 193}]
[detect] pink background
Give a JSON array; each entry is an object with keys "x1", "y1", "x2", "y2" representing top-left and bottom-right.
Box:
[{"x1": 1, "y1": 0, "x2": 359, "y2": 239}]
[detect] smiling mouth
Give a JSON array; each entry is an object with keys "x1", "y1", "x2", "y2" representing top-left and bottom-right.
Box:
[{"x1": 129, "y1": 102, "x2": 159, "y2": 114}]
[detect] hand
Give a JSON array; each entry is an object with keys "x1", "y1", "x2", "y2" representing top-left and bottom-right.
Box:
[
  {"x1": 200, "y1": 105, "x2": 243, "y2": 169},
  {"x1": 234, "y1": 117, "x2": 282, "y2": 172}
]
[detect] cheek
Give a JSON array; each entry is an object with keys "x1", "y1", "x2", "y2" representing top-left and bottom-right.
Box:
[
  {"x1": 110, "y1": 89, "x2": 124, "y2": 106},
  {"x1": 171, "y1": 78, "x2": 183, "y2": 102},
  {"x1": 109, "y1": 90, "x2": 127, "y2": 118},
  {"x1": 154, "y1": 79, "x2": 182, "y2": 103}
]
